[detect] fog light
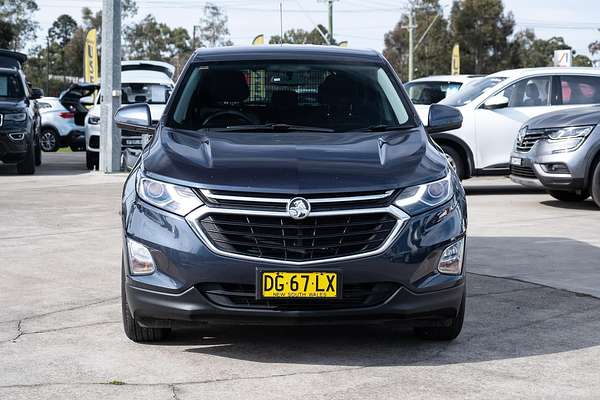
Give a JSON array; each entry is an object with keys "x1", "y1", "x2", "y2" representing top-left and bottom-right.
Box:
[
  {"x1": 540, "y1": 163, "x2": 570, "y2": 174},
  {"x1": 437, "y1": 238, "x2": 465, "y2": 275},
  {"x1": 8, "y1": 132, "x2": 25, "y2": 141},
  {"x1": 127, "y1": 238, "x2": 156, "y2": 275}
]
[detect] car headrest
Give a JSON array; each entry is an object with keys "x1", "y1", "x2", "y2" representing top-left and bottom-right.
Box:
[
  {"x1": 207, "y1": 70, "x2": 250, "y2": 102},
  {"x1": 525, "y1": 83, "x2": 539, "y2": 99},
  {"x1": 318, "y1": 73, "x2": 357, "y2": 105},
  {"x1": 271, "y1": 90, "x2": 298, "y2": 108}
]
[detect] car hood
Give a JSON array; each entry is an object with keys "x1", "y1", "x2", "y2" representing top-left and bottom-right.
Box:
[
  {"x1": 526, "y1": 105, "x2": 600, "y2": 129},
  {"x1": 0, "y1": 99, "x2": 26, "y2": 113},
  {"x1": 142, "y1": 127, "x2": 447, "y2": 193}
]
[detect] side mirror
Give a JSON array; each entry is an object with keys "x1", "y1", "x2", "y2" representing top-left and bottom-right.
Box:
[
  {"x1": 483, "y1": 94, "x2": 509, "y2": 110},
  {"x1": 31, "y1": 88, "x2": 44, "y2": 100},
  {"x1": 114, "y1": 103, "x2": 154, "y2": 134},
  {"x1": 427, "y1": 104, "x2": 463, "y2": 134}
]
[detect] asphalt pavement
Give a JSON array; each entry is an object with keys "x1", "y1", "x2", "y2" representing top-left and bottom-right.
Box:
[{"x1": 1, "y1": 152, "x2": 599, "y2": 399}]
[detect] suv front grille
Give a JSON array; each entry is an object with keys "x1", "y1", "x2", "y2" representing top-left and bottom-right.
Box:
[
  {"x1": 510, "y1": 165, "x2": 537, "y2": 179},
  {"x1": 197, "y1": 282, "x2": 399, "y2": 310},
  {"x1": 516, "y1": 130, "x2": 544, "y2": 152},
  {"x1": 198, "y1": 212, "x2": 398, "y2": 262}
]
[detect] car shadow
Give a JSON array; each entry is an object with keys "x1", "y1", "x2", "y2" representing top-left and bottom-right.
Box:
[
  {"x1": 0, "y1": 151, "x2": 89, "y2": 176},
  {"x1": 540, "y1": 199, "x2": 598, "y2": 211},
  {"x1": 147, "y1": 236, "x2": 600, "y2": 367}
]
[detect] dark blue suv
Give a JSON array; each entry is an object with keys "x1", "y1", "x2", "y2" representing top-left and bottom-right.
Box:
[{"x1": 117, "y1": 46, "x2": 467, "y2": 342}]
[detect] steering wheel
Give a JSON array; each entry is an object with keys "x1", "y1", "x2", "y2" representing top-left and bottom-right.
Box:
[{"x1": 202, "y1": 110, "x2": 255, "y2": 127}]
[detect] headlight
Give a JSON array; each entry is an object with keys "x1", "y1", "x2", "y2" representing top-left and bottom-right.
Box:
[
  {"x1": 88, "y1": 115, "x2": 100, "y2": 125},
  {"x1": 137, "y1": 175, "x2": 203, "y2": 216},
  {"x1": 4, "y1": 112, "x2": 27, "y2": 122},
  {"x1": 394, "y1": 172, "x2": 453, "y2": 215},
  {"x1": 547, "y1": 125, "x2": 594, "y2": 140},
  {"x1": 547, "y1": 125, "x2": 594, "y2": 153}
]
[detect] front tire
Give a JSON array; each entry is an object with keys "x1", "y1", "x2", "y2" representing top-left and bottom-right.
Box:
[
  {"x1": 547, "y1": 190, "x2": 589, "y2": 202},
  {"x1": 86, "y1": 150, "x2": 99, "y2": 170},
  {"x1": 121, "y1": 265, "x2": 170, "y2": 343},
  {"x1": 16, "y1": 143, "x2": 36, "y2": 175},
  {"x1": 414, "y1": 292, "x2": 465, "y2": 341},
  {"x1": 440, "y1": 145, "x2": 466, "y2": 179},
  {"x1": 40, "y1": 128, "x2": 60, "y2": 152},
  {"x1": 591, "y1": 161, "x2": 600, "y2": 208}
]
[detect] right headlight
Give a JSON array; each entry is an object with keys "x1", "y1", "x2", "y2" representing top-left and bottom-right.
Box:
[
  {"x1": 394, "y1": 171, "x2": 453, "y2": 215},
  {"x1": 88, "y1": 115, "x2": 100, "y2": 125},
  {"x1": 546, "y1": 125, "x2": 594, "y2": 153},
  {"x1": 137, "y1": 175, "x2": 203, "y2": 216}
]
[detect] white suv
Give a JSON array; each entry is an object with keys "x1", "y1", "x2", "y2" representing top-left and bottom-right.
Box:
[{"x1": 420, "y1": 68, "x2": 600, "y2": 179}]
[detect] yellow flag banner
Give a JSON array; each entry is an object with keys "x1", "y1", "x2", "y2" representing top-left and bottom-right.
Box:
[
  {"x1": 252, "y1": 34, "x2": 265, "y2": 45},
  {"x1": 84, "y1": 29, "x2": 98, "y2": 83},
  {"x1": 451, "y1": 44, "x2": 460, "y2": 76}
]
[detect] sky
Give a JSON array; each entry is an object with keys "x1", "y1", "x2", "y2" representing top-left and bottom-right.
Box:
[{"x1": 32, "y1": 0, "x2": 600, "y2": 59}]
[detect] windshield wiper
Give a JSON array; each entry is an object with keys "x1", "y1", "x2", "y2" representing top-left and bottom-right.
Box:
[
  {"x1": 215, "y1": 123, "x2": 334, "y2": 133},
  {"x1": 363, "y1": 124, "x2": 407, "y2": 132}
]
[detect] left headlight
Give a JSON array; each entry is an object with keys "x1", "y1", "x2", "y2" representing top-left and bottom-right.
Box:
[
  {"x1": 394, "y1": 171, "x2": 453, "y2": 215},
  {"x1": 546, "y1": 125, "x2": 595, "y2": 153},
  {"x1": 4, "y1": 112, "x2": 27, "y2": 122},
  {"x1": 137, "y1": 175, "x2": 203, "y2": 216}
]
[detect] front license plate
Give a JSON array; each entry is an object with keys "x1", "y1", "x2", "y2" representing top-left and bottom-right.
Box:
[
  {"x1": 510, "y1": 157, "x2": 522, "y2": 166},
  {"x1": 258, "y1": 271, "x2": 339, "y2": 298},
  {"x1": 125, "y1": 139, "x2": 142, "y2": 145}
]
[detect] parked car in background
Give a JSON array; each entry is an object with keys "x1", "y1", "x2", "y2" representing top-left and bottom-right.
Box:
[
  {"x1": 0, "y1": 50, "x2": 43, "y2": 174},
  {"x1": 405, "y1": 74, "x2": 483, "y2": 105},
  {"x1": 510, "y1": 105, "x2": 600, "y2": 207},
  {"x1": 422, "y1": 67, "x2": 600, "y2": 180},
  {"x1": 37, "y1": 84, "x2": 98, "y2": 152},
  {"x1": 117, "y1": 46, "x2": 467, "y2": 343},
  {"x1": 85, "y1": 60, "x2": 175, "y2": 170}
]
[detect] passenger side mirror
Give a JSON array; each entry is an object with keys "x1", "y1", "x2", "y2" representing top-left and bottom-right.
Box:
[
  {"x1": 483, "y1": 94, "x2": 509, "y2": 110},
  {"x1": 31, "y1": 88, "x2": 44, "y2": 100},
  {"x1": 114, "y1": 103, "x2": 154, "y2": 134},
  {"x1": 426, "y1": 104, "x2": 463, "y2": 134}
]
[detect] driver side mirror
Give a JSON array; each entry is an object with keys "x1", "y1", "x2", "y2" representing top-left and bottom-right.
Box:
[
  {"x1": 427, "y1": 104, "x2": 463, "y2": 134},
  {"x1": 31, "y1": 88, "x2": 44, "y2": 100},
  {"x1": 114, "y1": 103, "x2": 154, "y2": 134},
  {"x1": 482, "y1": 94, "x2": 509, "y2": 110}
]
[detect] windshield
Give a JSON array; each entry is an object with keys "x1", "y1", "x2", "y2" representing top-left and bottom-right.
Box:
[
  {"x1": 168, "y1": 61, "x2": 412, "y2": 132},
  {"x1": 121, "y1": 83, "x2": 172, "y2": 105},
  {"x1": 0, "y1": 73, "x2": 24, "y2": 99},
  {"x1": 441, "y1": 76, "x2": 506, "y2": 107},
  {"x1": 405, "y1": 81, "x2": 463, "y2": 105}
]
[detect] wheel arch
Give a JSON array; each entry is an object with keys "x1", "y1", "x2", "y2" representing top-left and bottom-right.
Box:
[
  {"x1": 585, "y1": 146, "x2": 600, "y2": 189},
  {"x1": 430, "y1": 133, "x2": 475, "y2": 179}
]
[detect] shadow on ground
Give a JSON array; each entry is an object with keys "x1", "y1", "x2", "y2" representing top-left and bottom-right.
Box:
[
  {"x1": 540, "y1": 199, "x2": 599, "y2": 211},
  {"x1": 140, "y1": 236, "x2": 600, "y2": 367},
  {"x1": 0, "y1": 151, "x2": 88, "y2": 176}
]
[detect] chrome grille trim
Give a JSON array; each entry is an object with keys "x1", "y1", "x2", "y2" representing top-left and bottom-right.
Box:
[
  {"x1": 200, "y1": 189, "x2": 395, "y2": 204},
  {"x1": 185, "y1": 205, "x2": 409, "y2": 265},
  {"x1": 515, "y1": 130, "x2": 545, "y2": 153}
]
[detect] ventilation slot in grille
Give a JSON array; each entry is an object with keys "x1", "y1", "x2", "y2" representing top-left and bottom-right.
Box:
[
  {"x1": 510, "y1": 165, "x2": 537, "y2": 179},
  {"x1": 198, "y1": 212, "x2": 397, "y2": 262},
  {"x1": 516, "y1": 131, "x2": 544, "y2": 152}
]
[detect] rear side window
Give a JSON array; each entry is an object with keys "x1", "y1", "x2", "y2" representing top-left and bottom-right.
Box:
[
  {"x1": 0, "y1": 73, "x2": 24, "y2": 99},
  {"x1": 559, "y1": 75, "x2": 600, "y2": 105},
  {"x1": 498, "y1": 76, "x2": 550, "y2": 107},
  {"x1": 405, "y1": 81, "x2": 462, "y2": 105},
  {"x1": 168, "y1": 61, "x2": 412, "y2": 132}
]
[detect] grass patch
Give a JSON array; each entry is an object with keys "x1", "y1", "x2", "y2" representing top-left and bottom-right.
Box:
[
  {"x1": 57, "y1": 147, "x2": 73, "y2": 153},
  {"x1": 108, "y1": 380, "x2": 126, "y2": 385}
]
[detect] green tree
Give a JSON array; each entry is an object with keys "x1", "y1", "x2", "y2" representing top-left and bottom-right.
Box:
[
  {"x1": 48, "y1": 14, "x2": 78, "y2": 76},
  {"x1": 269, "y1": 25, "x2": 331, "y2": 45},
  {"x1": 449, "y1": 0, "x2": 515, "y2": 74},
  {"x1": 198, "y1": 3, "x2": 232, "y2": 48},
  {"x1": 0, "y1": 0, "x2": 39, "y2": 50},
  {"x1": 383, "y1": 0, "x2": 451, "y2": 80}
]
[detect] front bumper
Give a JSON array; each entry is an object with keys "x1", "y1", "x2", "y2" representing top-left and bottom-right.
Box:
[
  {"x1": 123, "y1": 193, "x2": 467, "y2": 327},
  {"x1": 0, "y1": 130, "x2": 29, "y2": 162}
]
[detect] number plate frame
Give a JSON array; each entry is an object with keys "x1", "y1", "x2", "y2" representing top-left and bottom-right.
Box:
[{"x1": 256, "y1": 268, "x2": 342, "y2": 299}]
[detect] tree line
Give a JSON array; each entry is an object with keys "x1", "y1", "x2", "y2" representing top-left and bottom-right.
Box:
[{"x1": 1, "y1": 0, "x2": 599, "y2": 95}]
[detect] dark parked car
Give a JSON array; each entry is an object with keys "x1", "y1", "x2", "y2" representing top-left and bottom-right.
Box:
[
  {"x1": 510, "y1": 105, "x2": 600, "y2": 207},
  {"x1": 118, "y1": 46, "x2": 467, "y2": 342},
  {"x1": 0, "y1": 50, "x2": 43, "y2": 174}
]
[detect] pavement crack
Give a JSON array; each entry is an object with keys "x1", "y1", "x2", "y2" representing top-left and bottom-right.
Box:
[
  {"x1": 2, "y1": 321, "x2": 120, "y2": 344},
  {"x1": 169, "y1": 384, "x2": 180, "y2": 400},
  {"x1": 0, "y1": 297, "x2": 120, "y2": 325}
]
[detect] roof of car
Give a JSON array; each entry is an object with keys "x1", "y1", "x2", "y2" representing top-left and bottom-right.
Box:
[
  {"x1": 407, "y1": 75, "x2": 484, "y2": 84},
  {"x1": 489, "y1": 67, "x2": 600, "y2": 78},
  {"x1": 192, "y1": 45, "x2": 382, "y2": 62}
]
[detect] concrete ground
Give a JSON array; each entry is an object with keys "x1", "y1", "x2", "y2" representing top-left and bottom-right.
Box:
[{"x1": 1, "y1": 152, "x2": 599, "y2": 399}]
